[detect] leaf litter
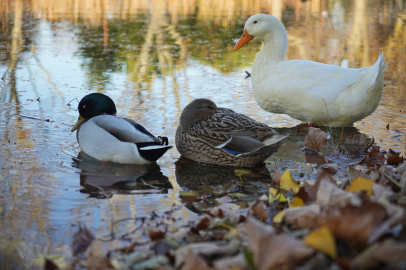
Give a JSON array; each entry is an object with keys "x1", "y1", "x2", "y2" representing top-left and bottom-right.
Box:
[{"x1": 45, "y1": 127, "x2": 406, "y2": 270}]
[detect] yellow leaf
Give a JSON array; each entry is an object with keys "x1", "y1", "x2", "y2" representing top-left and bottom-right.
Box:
[
  {"x1": 290, "y1": 197, "x2": 304, "y2": 208},
  {"x1": 269, "y1": 187, "x2": 279, "y2": 202},
  {"x1": 345, "y1": 177, "x2": 375, "y2": 196},
  {"x1": 280, "y1": 170, "x2": 300, "y2": 194},
  {"x1": 273, "y1": 210, "x2": 285, "y2": 223},
  {"x1": 277, "y1": 193, "x2": 287, "y2": 202},
  {"x1": 234, "y1": 169, "x2": 252, "y2": 177},
  {"x1": 304, "y1": 226, "x2": 337, "y2": 259}
]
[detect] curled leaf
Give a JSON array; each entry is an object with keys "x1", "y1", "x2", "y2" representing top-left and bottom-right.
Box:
[{"x1": 304, "y1": 127, "x2": 328, "y2": 152}]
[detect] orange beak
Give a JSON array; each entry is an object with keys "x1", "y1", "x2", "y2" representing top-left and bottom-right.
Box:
[{"x1": 233, "y1": 29, "x2": 254, "y2": 51}]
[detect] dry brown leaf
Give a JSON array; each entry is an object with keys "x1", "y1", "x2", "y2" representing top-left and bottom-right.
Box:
[
  {"x1": 387, "y1": 153, "x2": 405, "y2": 165},
  {"x1": 320, "y1": 165, "x2": 338, "y2": 174},
  {"x1": 305, "y1": 154, "x2": 327, "y2": 165},
  {"x1": 180, "y1": 250, "x2": 216, "y2": 270},
  {"x1": 316, "y1": 179, "x2": 362, "y2": 207},
  {"x1": 284, "y1": 205, "x2": 321, "y2": 229},
  {"x1": 194, "y1": 214, "x2": 214, "y2": 231},
  {"x1": 272, "y1": 171, "x2": 283, "y2": 186},
  {"x1": 245, "y1": 217, "x2": 314, "y2": 270},
  {"x1": 304, "y1": 127, "x2": 328, "y2": 152},
  {"x1": 300, "y1": 172, "x2": 337, "y2": 202},
  {"x1": 248, "y1": 200, "x2": 268, "y2": 221},
  {"x1": 351, "y1": 239, "x2": 406, "y2": 270},
  {"x1": 322, "y1": 200, "x2": 387, "y2": 245},
  {"x1": 175, "y1": 239, "x2": 241, "y2": 269},
  {"x1": 363, "y1": 148, "x2": 386, "y2": 165},
  {"x1": 213, "y1": 253, "x2": 246, "y2": 270},
  {"x1": 72, "y1": 225, "x2": 95, "y2": 255},
  {"x1": 207, "y1": 205, "x2": 245, "y2": 224},
  {"x1": 216, "y1": 195, "x2": 232, "y2": 205},
  {"x1": 147, "y1": 224, "x2": 168, "y2": 240},
  {"x1": 87, "y1": 240, "x2": 114, "y2": 270}
]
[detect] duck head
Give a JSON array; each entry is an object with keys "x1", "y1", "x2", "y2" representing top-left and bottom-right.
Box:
[
  {"x1": 233, "y1": 14, "x2": 286, "y2": 51},
  {"x1": 179, "y1": 99, "x2": 217, "y2": 132},
  {"x1": 71, "y1": 93, "x2": 117, "y2": 132}
]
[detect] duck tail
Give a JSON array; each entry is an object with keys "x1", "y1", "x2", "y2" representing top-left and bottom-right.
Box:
[
  {"x1": 138, "y1": 144, "x2": 173, "y2": 162},
  {"x1": 363, "y1": 53, "x2": 386, "y2": 94}
]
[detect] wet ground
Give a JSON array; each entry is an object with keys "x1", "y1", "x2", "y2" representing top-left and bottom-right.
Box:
[{"x1": 1, "y1": 0, "x2": 406, "y2": 268}]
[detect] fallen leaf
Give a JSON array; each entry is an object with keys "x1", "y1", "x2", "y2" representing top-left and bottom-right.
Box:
[
  {"x1": 345, "y1": 177, "x2": 376, "y2": 196},
  {"x1": 322, "y1": 200, "x2": 387, "y2": 245},
  {"x1": 290, "y1": 197, "x2": 304, "y2": 208},
  {"x1": 44, "y1": 259, "x2": 59, "y2": 270},
  {"x1": 363, "y1": 148, "x2": 386, "y2": 165},
  {"x1": 284, "y1": 205, "x2": 321, "y2": 229},
  {"x1": 324, "y1": 150, "x2": 365, "y2": 166},
  {"x1": 304, "y1": 154, "x2": 327, "y2": 165},
  {"x1": 194, "y1": 214, "x2": 214, "y2": 231},
  {"x1": 248, "y1": 200, "x2": 267, "y2": 221},
  {"x1": 387, "y1": 154, "x2": 404, "y2": 165},
  {"x1": 280, "y1": 170, "x2": 300, "y2": 193},
  {"x1": 304, "y1": 226, "x2": 337, "y2": 259},
  {"x1": 234, "y1": 169, "x2": 252, "y2": 178},
  {"x1": 316, "y1": 179, "x2": 362, "y2": 207},
  {"x1": 87, "y1": 240, "x2": 114, "y2": 270},
  {"x1": 175, "y1": 239, "x2": 241, "y2": 268},
  {"x1": 180, "y1": 251, "x2": 216, "y2": 270},
  {"x1": 351, "y1": 239, "x2": 406, "y2": 270},
  {"x1": 213, "y1": 253, "x2": 246, "y2": 270},
  {"x1": 245, "y1": 217, "x2": 314, "y2": 270},
  {"x1": 72, "y1": 225, "x2": 95, "y2": 255},
  {"x1": 304, "y1": 127, "x2": 328, "y2": 152},
  {"x1": 207, "y1": 206, "x2": 245, "y2": 224},
  {"x1": 272, "y1": 171, "x2": 283, "y2": 185},
  {"x1": 320, "y1": 165, "x2": 338, "y2": 174},
  {"x1": 147, "y1": 224, "x2": 168, "y2": 240},
  {"x1": 299, "y1": 172, "x2": 337, "y2": 203},
  {"x1": 273, "y1": 210, "x2": 285, "y2": 224},
  {"x1": 132, "y1": 255, "x2": 169, "y2": 270},
  {"x1": 216, "y1": 195, "x2": 232, "y2": 205}
]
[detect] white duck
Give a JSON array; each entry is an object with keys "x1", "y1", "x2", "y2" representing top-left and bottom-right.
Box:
[
  {"x1": 234, "y1": 14, "x2": 386, "y2": 127},
  {"x1": 71, "y1": 93, "x2": 172, "y2": 164}
]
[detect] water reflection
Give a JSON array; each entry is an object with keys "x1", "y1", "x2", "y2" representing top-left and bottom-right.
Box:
[
  {"x1": 0, "y1": 0, "x2": 406, "y2": 268},
  {"x1": 73, "y1": 152, "x2": 172, "y2": 198}
]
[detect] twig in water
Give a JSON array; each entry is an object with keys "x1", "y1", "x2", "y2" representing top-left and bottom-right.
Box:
[
  {"x1": 67, "y1": 98, "x2": 79, "y2": 111},
  {"x1": 335, "y1": 126, "x2": 344, "y2": 151}
]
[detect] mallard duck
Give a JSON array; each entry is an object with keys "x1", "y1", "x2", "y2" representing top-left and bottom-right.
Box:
[
  {"x1": 175, "y1": 98, "x2": 288, "y2": 167},
  {"x1": 234, "y1": 14, "x2": 386, "y2": 127},
  {"x1": 71, "y1": 93, "x2": 172, "y2": 164}
]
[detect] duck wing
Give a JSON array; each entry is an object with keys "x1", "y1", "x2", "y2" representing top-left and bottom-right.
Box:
[
  {"x1": 92, "y1": 115, "x2": 162, "y2": 144},
  {"x1": 215, "y1": 130, "x2": 288, "y2": 157},
  {"x1": 188, "y1": 108, "x2": 277, "y2": 146}
]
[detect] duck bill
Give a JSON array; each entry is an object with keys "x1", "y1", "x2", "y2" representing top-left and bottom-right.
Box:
[
  {"x1": 71, "y1": 115, "x2": 86, "y2": 132},
  {"x1": 233, "y1": 29, "x2": 254, "y2": 51}
]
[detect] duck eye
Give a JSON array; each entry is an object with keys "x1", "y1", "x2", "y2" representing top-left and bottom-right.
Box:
[{"x1": 254, "y1": 21, "x2": 258, "y2": 24}]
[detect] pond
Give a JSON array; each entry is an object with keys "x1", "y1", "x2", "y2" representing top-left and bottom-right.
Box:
[{"x1": 0, "y1": 0, "x2": 406, "y2": 268}]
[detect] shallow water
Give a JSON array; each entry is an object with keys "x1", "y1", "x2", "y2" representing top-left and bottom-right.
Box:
[{"x1": 0, "y1": 0, "x2": 406, "y2": 268}]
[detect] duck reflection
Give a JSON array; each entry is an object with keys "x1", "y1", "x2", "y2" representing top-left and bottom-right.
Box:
[{"x1": 72, "y1": 152, "x2": 172, "y2": 198}]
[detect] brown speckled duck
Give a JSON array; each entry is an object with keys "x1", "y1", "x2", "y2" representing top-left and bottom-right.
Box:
[{"x1": 175, "y1": 99, "x2": 288, "y2": 167}]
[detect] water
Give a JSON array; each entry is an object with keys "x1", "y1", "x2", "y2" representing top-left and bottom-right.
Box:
[{"x1": 0, "y1": 0, "x2": 406, "y2": 268}]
